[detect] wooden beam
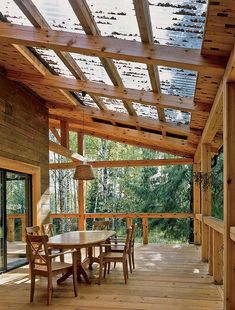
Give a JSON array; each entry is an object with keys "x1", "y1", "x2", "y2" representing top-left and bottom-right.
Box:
[
  {"x1": 7, "y1": 70, "x2": 208, "y2": 114},
  {"x1": 60, "y1": 120, "x2": 69, "y2": 148},
  {"x1": 69, "y1": 0, "x2": 136, "y2": 116},
  {"x1": 194, "y1": 44, "x2": 235, "y2": 163},
  {"x1": 223, "y1": 82, "x2": 235, "y2": 310},
  {"x1": 201, "y1": 144, "x2": 211, "y2": 262},
  {"x1": 49, "y1": 126, "x2": 61, "y2": 144},
  {"x1": 49, "y1": 140, "x2": 84, "y2": 162},
  {"x1": 49, "y1": 158, "x2": 193, "y2": 170},
  {"x1": 0, "y1": 23, "x2": 226, "y2": 74},
  {"x1": 193, "y1": 163, "x2": 201, "y2": 245},
  {"x1": 13, "y1": 0, "x2": 107, "y2": 111},
  {"x1": 49, "y1": 117, "x2": 197, "y2": 158},
  {"x1": 133, "y1": 0, "x2": 165, "y2": 121}
]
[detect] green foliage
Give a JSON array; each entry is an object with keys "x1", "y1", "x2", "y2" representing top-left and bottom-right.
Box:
[{"x1": 211, "y1": 152, "x2": 223, "y2": 219}]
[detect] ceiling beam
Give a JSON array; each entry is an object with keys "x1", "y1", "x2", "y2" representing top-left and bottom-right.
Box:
[
  {"x1": 49, "y1": 140, "x2": 84, "y2": 162},
  {"x1": 68, "y1": 0, "x2": 136, "y2": 116},
  {"x1": 0, "y1": 22, "x2": 226, "y2": 75},
  {"x1": 7, "y1": 70, "x2": 209, "y2": 114},
  {"x1": 49, "y1": 117, "x2": 196, "y2": 158},
  {"x1": 13, "y1": 0, "x2": 107, "y2": 110},
  {"x1": 47, "y1": 103, "x2": 202, "y2": 143},
  {"x1": 49, "y1": 158, "x2": 193, "y2": 170},
  {"x1": 194, "y1": 43, "x2": 235, "y2": 163},
  {"x1": 133, "y1": 0, "x2": 165, "y2": 121}
]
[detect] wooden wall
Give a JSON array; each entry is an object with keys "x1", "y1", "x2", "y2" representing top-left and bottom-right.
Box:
[{"x1": 0, "y1": 72, "x2": 49, "y2": 223}]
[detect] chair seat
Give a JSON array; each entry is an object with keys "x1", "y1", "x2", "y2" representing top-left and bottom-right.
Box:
[
  {"x1": 101, "y1": 252, "x2": 124, "y2": 259},
  {"x1": 35, "y1": 262, "x2": 72, "y2": 273}
]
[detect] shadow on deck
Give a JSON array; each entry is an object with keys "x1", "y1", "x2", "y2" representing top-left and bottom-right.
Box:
[{"x1": 0, "y1": 244, "x2": 223, "y2": 310}]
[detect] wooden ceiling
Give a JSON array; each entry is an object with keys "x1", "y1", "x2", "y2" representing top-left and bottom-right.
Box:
[{"x1": 0, "y1": 0, "x2": 234, "y2": 159}]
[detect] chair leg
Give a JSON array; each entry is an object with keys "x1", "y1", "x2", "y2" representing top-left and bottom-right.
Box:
[
  {"x1": 132, "y1": 251, "x2": 135, "y2": 269},
  {"x1": 98, "y1": 257, "x2": 103, "y2": 285},
  {"x1": 47, "y1": 276, "x2": 53, "y2": 306},
  {"x1": 123, "y1": 260, "x2": 128, "y2": 284},
  {"x1": 128, "y1": 252, "x2": 132, "y2": 273},
  {"x1": 30, "y1": 274, "x2": 35, "y2": 302},
  {"x1": 107, "y1": 262, "x2": 111, "y2": 274},
  {"x1": 72, "y1": 252, "x2": 78, "y2": 297},
  {"x1": 104, "y1": 262, "x2": 107, "y2": 278}
]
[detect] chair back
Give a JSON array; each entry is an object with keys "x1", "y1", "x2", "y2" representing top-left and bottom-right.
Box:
[
  {"x1": 123, "y1": 227, "x2": 132, "y2": 254},
  {"x1": 130, "y1": 223, "x2": 137, "y2": 247},
  {"x1": 26, "y1": 234, "x2": 50, "y2": 269},
  {"x1": 42, "y1": 223, "x2": 54, "y2": 237},
  {"x1": 92, "y1": 220, "x2": 110, "y2": 230},
  {"x1": 25, "y1": 226, "x2": 40, "y2": 235}
]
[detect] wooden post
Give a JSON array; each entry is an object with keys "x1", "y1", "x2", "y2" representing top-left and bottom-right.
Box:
[
  {"x1": 193, "y1": 163, "x2": 201, "y2": 245},
  {"x1": 224, "y1": 82, "x2": 235, "y2": 309},
  {"x1": 7, "y1": 218, "x2": 14, "y2": 242},
  {"x1": 77, "y1": 133, "x2": 85, "y2": 231},
  {"x1": 208, "y1": 227, "x2": 213, "y2": 275},
  {"x1": 127, "y1": 218, "x2": 132, "y2": 228},
  {"x1": 21, "y1": 217, "x2": 26, "y2": 242},
  {"x1": 213, "y1": 230, "x2": 223, "y2": 285},
  {"x1": 60, "y1": 120, "x2": 69, "y2": 148},
  {"x1": 201, "y1": 143, "x2": 211, "y2": 262},
  {"x1": 143, "y1": 218, "x2": 148, "y2": 244}
]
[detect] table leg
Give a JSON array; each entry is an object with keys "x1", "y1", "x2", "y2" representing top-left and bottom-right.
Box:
[{"x1": 57, "y1": 249, "x2": 91, "y2": 285}]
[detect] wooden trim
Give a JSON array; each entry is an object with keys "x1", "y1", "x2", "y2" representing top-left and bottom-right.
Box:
[
  {"x1": 0, "y1": 156, "x2": 41, "y2": 226},
  {"x1": 50, "y1": 213, "x2": 193, "y2": 219},
  {"x1": 49, "y1": 158, "x2": 193, "y2": 170},
  {"x1": 7, "y1": 70, "x2": 206, "y2": 114},
  {"x1": 0, "y1": 23, "x2": 226, "y2": 74}
]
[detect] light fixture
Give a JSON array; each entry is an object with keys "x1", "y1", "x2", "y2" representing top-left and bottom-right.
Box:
[{"x1": 74, "y1": 162, "x2": 95, "y2": 180}]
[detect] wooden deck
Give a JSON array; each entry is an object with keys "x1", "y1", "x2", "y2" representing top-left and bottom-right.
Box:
[{"x1": 0, "y1": 244, "x2": 223, "y2": 309}]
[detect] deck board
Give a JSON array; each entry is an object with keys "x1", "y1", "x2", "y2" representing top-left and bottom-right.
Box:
[{"x1": 0, "y1": 244, "x2": 223, "y2": 309}]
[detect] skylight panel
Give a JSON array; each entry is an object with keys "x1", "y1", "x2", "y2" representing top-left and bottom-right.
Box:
[
  {"x1": 149, "y1": 0, "x2": 207, "y2": 48},
  {"x1": 70, "y1": 53, "x2": 113, "y2": 85},
  {"x1": 32, "y1": 0, "x2": 83, "y2": 32},
  {"x1": 133, "y1": 103, "x2": 158, "y2": 120},
  {"x1": 87, "y1": 0, "x2": 141, "y2": 41},
  {"x1": 159, "y1": 67, "x2": 197, "y2": 98},
  {"x1": 113, "y1": 60, "x2": 152, "y2": 91},
  {"x1": 100, "y1": 97, "x2": 127, "y2": 113},
  {"x1": 164, "y1": 109, "x2": 191, "y2": 125},
  {"x1": 0, "y1": 0, "x2": 31, "y2": 25}
]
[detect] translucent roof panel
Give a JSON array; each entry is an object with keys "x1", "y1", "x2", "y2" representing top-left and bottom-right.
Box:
[
  {"x1": 133, "y1": 103, "x2": 158, "y2": 120},
  {"x1": 164, "y1": 109, "x2": 191, "y2": 125},
  {"x1": 87, "y1": 0, "x2": 141, "y2": 41},
  {"x1": 0, "y1": 0, "x2": 31, "y2": 25},
  {"x1": 100, "y1": 97, "x2": 127, "y2": 113},
  {"x1": 70, "y1": 53, "x2": 114, "y2": 85},
  {"x1": 149, "y1": 0, "x2": 206, "y2": 48},
  {"x1": 159, "y1": 67, "x2": 197, "y2": 98},
  {"x1": 33, "y1": 0, "x2": 83, "y2": 33},
  {"x1": 114, "y1": 60, "x2": 151, "y2": 91}
]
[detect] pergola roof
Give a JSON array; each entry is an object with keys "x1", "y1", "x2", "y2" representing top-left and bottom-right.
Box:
[{"x1": 0, "y1": 0, "x2": 234, "y2": 158}]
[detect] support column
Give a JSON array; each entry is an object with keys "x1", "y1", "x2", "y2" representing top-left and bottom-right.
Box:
[
  {"x1": 77, "y1": 133, "x2": 85, "y2": 231},
  {"x1": 224, "y1": 82, "x2": 235, "y2": 309},
  {"x1": 60, "y1": 120, "x2": 69, "y2": 148},
  {"x1": 201, "y1": 143, "x2": 211, "y2": 262},
  {"x1": 143, "y1": 218, "x2": 148, "y2": 245},
  {"x1": 193, "y1": 163, "x2": 201, "y2": 245}
]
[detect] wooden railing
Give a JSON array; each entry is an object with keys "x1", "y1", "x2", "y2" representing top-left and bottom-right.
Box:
[
  {"x1": 50, "y1": 212, "x2": 193, "y2": 245},
  {"x1": 197, "y1": 214, "x2": 224, "y2": 284},
  {"x1": 7, "y1": 214, "x2": 26, "y2": 242}
]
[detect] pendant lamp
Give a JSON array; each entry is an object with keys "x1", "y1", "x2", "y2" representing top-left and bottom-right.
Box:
[{"x1": 73, "y1": 162, "x2": 95, "y2": 180}]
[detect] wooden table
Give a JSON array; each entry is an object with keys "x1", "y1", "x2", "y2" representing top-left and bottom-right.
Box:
[{"x1": 48, "y1": 230, "x2": 115, "y2": 284}]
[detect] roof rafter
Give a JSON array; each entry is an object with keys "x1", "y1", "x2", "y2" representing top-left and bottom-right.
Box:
[
  {"x1": 68, "y1": 0, "x2": 136, "y2": 117},
  {"x1": 13, "y1": 0, "x2": 107, "y2": 110},
  {"x1": 7, "y1": 70, "x2": 210, "y2": 114},
  {"x1": 0, "y1": 22, "x2": 226, "y2": 75},
  {"x1": 133, "y1": 0, "x2": 165, "y2": 122}
]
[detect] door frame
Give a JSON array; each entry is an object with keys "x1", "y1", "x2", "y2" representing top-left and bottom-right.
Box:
[{"x1": 0, "y1": 156, "x2": 41, "y2": 226}]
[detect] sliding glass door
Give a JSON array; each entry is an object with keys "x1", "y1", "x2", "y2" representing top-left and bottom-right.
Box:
[{"x1": 0, "y1": 169, "x2": 32, "y2": 272}]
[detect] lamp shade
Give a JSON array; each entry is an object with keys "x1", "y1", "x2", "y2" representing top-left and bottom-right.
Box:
[{"x1": 73, "y1": 163, "x2": 95, "y2": 180}]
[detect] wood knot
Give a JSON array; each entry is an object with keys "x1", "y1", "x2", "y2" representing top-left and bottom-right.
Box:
[{"x1": 227, "y1": 178, "x2": 232, "y2": 184}]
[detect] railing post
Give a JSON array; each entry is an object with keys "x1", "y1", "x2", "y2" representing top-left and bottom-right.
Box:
[
  {"x1": 208, "y1": 227, "x2": 213, "y2": 275},
  {"x1": 143, "y1": 218, "x2": 148, "y2": 244},
  {"x1": 8, "y1": 218, "x2": 14, "y2": 242},
  {"x1": 21, "y1": 217, "x2": 26, "y2": 242},
  {"x1": 193, "y1": 163, "x2": 201, "y2": 245},
  {"x1": 213, "y1": 229, "x2": 223, "y2": 285},
  {"x1": 77, "y1": 133, "x2": 85, "y2": 231},
  {"x1": 126, "y1": 218, "x2": 132, "y2": 228}
]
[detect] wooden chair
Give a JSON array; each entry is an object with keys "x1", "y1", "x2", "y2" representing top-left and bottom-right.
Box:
[
  {"x1": 26, "y1": 234, "x2": 78, "y2": 305},
  {"x1": 92, "y1": 220, "x2": 110, "y2": 230},
  {"x1": 98, "y1": 227, "x2": 132, "y2": 284},
  {"x1": 109, "y1": 223, "x2": 137, "y2": 273},
  {"x1": 42, "y1": 223, "x2": 64, "y2": 262},
  {"x1": 25, "y1": 226, "x2": 41, "y2": 235}
]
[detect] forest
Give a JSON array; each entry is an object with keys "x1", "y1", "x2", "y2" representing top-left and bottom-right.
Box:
[{"x1": 49, "y1": 133, "x2": 223, "y2": 243}]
